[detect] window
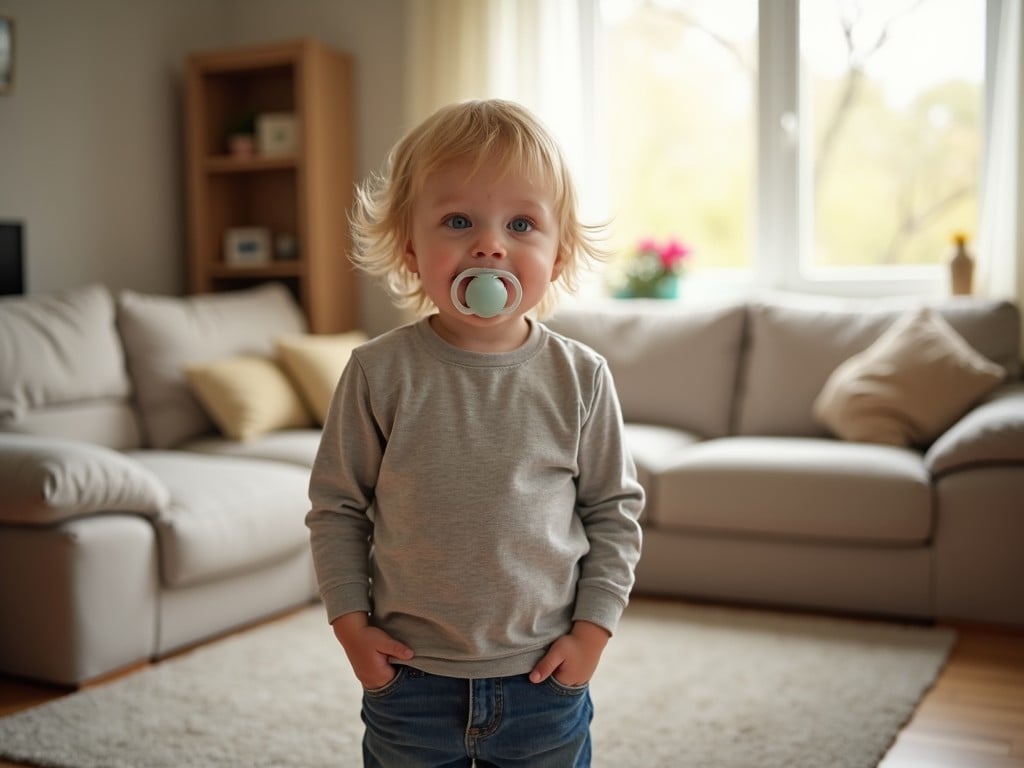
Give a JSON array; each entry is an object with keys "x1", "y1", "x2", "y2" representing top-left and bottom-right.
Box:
[{"x1": 599, "y1": 0, "x2": 987, "y2": 297}]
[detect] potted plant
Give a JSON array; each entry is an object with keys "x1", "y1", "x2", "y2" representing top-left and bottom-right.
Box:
[{"x1": 225, "y1": 113, "x2": 257, "y2": 157}]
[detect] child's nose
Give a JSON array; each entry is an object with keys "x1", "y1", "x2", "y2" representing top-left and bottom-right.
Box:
[{"x1": 473, "y1": 226, "x2": 507, "y2": 258}]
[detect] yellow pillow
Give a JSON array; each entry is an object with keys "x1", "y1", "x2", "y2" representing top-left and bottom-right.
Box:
[
  {"x1": 184, "y1": 355, "x2": 312, "y2": 441},
  {"x1": 813, "y1": 307, "x2": 1006, "y2": 447},
  {"x1": 276, "y1": 331, "x2": 368, "y2": 424}
]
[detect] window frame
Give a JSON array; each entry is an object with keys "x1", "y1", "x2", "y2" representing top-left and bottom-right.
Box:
[
  {"x1": 766, "y1": 0, "x2": 994, "y2": 298},
  {"x1": 592, "y1": 0, "x2": 999, "y2": 301}
]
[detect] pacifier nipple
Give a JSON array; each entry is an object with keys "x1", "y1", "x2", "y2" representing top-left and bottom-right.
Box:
[{"x1": 451, "y1": 268, "x2": 523, "y2": 318}]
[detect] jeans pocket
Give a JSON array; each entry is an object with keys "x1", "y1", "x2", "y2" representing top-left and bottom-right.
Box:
[
  {"x1": 363, "y1": 665, "x2": 409, "y2": 698},
  {"x1": 545, "y1": 676, "x2": 590, "y2": 696}
]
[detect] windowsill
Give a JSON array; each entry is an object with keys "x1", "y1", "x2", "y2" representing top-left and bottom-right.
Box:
[{"x1": 566, "y1": 267, "x2": 952, "y2": 308}]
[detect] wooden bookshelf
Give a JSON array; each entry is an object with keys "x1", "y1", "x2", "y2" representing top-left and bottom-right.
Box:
[{"x1": 184, "y1": 38, "x2": 358, "y2": 332}]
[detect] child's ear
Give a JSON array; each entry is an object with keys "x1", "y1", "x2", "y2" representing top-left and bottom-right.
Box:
[
  {"x1": 550, "y1": 250, "x2": 567, "y2": 282},
  {"x1": 402, "y1": 241, "x2": 419, "y2": 274}
]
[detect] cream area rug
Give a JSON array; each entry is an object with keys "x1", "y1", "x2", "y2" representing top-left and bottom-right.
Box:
[{"x1": 0, "y1": 599, "x2": 955, "y2": 768}]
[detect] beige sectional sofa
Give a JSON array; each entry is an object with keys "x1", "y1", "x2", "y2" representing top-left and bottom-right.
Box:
[
  {"x1": 0, "y1": 283, "x2": 332, "y2": 686},
  {"x1": 1, "y1": 283, "x2": 1021, "y2": 687},
  {"x1": 548, "y1": 296, "x2": 1024, "y2": 627}
]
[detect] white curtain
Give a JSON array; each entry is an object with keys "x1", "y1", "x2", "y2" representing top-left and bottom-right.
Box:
[
  {"x1": 403, "y1": 0, "x2": 601, "y2": 217},
  {"x1": 977, "y1": 0, "x2": 1024, "y2": 329}
]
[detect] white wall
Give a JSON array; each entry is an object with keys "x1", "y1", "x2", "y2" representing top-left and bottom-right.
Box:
[
  {"x1": 0, "y1": 0, "x2": 225, "y2": 295},
  {"x1": 0, "y1": 0, "x2": 408, "y2": 332}
]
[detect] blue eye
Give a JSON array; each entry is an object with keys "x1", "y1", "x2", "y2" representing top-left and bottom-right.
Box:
[
  {"x1": 445, "y1": 214, "x2": 471, "y2": 230},
  {"x1": 509, "y1": 217, "x2": 533, "y2": 233}
]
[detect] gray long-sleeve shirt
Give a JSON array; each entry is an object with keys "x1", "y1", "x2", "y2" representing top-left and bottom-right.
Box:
[{"x1": 307, "y1": 317, "x2": 644, "y2": 678}]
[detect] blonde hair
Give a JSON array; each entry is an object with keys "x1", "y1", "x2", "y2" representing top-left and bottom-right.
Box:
[{"x1": 350, "y1": 99, "x2": 605, "y2": 319}]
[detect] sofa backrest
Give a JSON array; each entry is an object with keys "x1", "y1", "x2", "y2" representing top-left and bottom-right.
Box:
[
  {"x1": 547, "y1": 300, "x2": 747, "y2": 438},
  {"x1": 736, "y1": 296, "x2": 1022, "y2": 437},
  {"x1": 117, "y1": 282, "x2": 307, "y2": 449},
  {"x1": 0, "y1": 285, "x2": 143, "y2": 449}
]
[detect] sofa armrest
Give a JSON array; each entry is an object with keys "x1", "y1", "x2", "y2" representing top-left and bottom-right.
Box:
[
  {"x1": 0, "y1": 434, "x2": 169, "y2": 525},
  {"x1": 925, "y1": 382, "x2": 1024, "y2": 476}
]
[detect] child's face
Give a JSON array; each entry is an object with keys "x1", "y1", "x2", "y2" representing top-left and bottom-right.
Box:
[{"x1": 404, "y1": 157, "x2": 563, "y2": 349}]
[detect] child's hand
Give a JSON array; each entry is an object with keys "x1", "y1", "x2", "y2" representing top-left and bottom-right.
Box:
[
  {"x1": 529, "y1": 620, "x2": 610, "y2": 686},
  {"x1": 331, "y1": 611, "x2": 414, "y2": 690}
]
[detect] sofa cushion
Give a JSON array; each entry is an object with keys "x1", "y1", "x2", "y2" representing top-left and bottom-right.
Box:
[
  {"x1": 737, "y1": 296, "x2": 1021, "y2": 437},
  {"x1": 813, "y1": 307, "x2": 1005, "y2": 447},
  {"x1": 936, "y1": 299, "x2": 1022, "y2": 376},
  {"x1": 184, "y1": 355, "x2": 313, "y2": 441},
  {"x1": 652, "y1": 437, "x2": 932, "y2": 545},
  {"x1": 130, "y1": 452, "x2": 311, "y2": 588},
  {"x1": 276, "y1": 331, "x2": 367, "y2": 424},
  {"x1": 182, "y1": 429, "x2": 321, "y2": 468},
  {"x1": 925, "y1": 383, "x2": 1024, "y2": 475},
  {"x1": 117, "y1": 283, "x2": 307, "y2": 449},
  {"x1": 548, "y1": 300, "x2": 746, "y2": 438},
  {"x1": 623, "y1": 423, "x2": 701, "y2": 518},
  {"x1": 0, "y1": 434, "x2": 169, "y2": 525},
  {"x1": 0, "y1": 285, "x2": 141, "y2": 449},
  {"x1": 1, "y1": 401, "x2": 144, "y2": 451}
]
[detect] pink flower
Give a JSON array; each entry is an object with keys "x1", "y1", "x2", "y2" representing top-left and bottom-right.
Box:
[
  {"x1": 637, "y1": 237, "x2": 659, "y2": 254},
  {"x1": 658, "y1": 239, "x2": 692, "y2": 269}
]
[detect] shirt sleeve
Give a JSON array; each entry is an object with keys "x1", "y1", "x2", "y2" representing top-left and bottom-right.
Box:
[
  {"x1": 571, "y1": 361, "x2": 645, "y2": 634},
  {"x1": 306, "y1": 354, "x2": 381, "y2": 623}
]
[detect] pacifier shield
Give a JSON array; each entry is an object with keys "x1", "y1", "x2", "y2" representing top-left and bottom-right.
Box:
[{"x1": 451, "y1": 269, "x2": 523, "y2": 318}]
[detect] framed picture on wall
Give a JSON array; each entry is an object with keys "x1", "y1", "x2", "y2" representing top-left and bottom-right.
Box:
[{"x1": 0, "y1": 16, "x2": 13, "y2": 94}]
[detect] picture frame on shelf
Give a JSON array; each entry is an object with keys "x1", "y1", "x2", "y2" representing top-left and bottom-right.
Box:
[
  {"x1": 223, "y1": 227, "x2": 271, "y2": 266},
  {"x1": 257, "y1": 113, "x2": 298, "y2": 156}
]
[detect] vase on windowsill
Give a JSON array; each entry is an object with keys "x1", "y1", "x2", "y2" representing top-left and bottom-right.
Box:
[
  {"x1": 614, "y1": 273, "x2": 680, "y2": 299},
  {"x1": 948, "y1": 231, "x2": 974, "y2": 296}
]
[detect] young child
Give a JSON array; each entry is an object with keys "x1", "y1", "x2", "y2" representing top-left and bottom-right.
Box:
[{"x1": 307, "y1": 99, "x2": 644, "y2": 768}]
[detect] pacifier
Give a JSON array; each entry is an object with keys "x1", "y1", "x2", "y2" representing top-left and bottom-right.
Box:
[{"x1": 450, "y1": 268, "x2": 523, "y2": 318}]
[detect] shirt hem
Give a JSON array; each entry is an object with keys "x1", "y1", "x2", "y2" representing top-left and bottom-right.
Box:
[{"x1": 389, "y1": 647, "x2": 548, "y2": 679}]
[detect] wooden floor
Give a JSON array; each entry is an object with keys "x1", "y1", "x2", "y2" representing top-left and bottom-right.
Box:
[
  {"x1": 879, "y1": 621, "x2": 1024, "y2": 767},
  {"x1": 0, "y1": 617, "x2": 1022, "y2": 767}
]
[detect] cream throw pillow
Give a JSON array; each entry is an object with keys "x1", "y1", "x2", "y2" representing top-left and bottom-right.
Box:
[
  {"x1": 276, "y1": 331, "x2": 367, "y2": 424},
  {"x1": 184, "y1": 355, "x2": 312, "y2": 441},
  {"x1": 813, "y1": 307, "x2": 1006, "y2": 447}
]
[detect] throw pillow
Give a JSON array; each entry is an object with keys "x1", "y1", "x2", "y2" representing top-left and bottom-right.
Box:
[
  {"x1": 276, "y1": 331, "x2": 368, "y2": 424},
  {"x1": 813, "y1": 306, "x2": 1006, "y2": 447},
  {"x1": 184, "y1": 355, "x2": 313, "y2": 441}
]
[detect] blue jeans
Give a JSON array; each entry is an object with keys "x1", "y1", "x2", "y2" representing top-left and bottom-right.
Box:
[{"x1": 361, "y1": 667, "x2": 593, "y2": 767}]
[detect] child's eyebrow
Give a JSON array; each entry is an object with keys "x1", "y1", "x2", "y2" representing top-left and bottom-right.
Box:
[
  {"x1": 424, "y1": 197, "x2": 554, "y2": 216},
  {"x1": 509, "y1": 199, "x2": 552, "y2": 215}
]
